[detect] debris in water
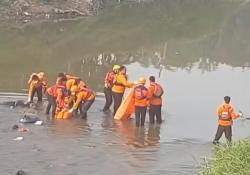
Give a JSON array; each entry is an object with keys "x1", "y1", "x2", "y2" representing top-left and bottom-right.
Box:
[
  {"x1": 13, "y1": 137, "x2": 24, "y2": 141},
  {"x1": 12, "y1": 125, "x2": 29, "y2": 132},
  {"x1": 20, "y1": 113, "x2": 40, "y2": 123},
  {"x1": 34, "y1": 121, "x2": 43, "y2": 125}
]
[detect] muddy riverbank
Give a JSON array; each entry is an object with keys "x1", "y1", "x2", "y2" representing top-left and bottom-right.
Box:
[{"x1": 0, "y1": 0, "x2": 104, "y2": 22}]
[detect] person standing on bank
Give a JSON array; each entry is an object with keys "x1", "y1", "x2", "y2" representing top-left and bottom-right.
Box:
[
  {"x1": 103, "y1": 65, "x2": 120, "y2": 112},
  {"x1": 112, "y1": 66, "x2": 134, "y2": 116},
  {"x1": 147, "y1": 76, "x2": 164, "y2": 124},
  {"x1": 213, "y1": 96, "x2": 242, "y2": 145},
  {"x1": 133, "y1": 77, "x2": 148, "y2": 127}
]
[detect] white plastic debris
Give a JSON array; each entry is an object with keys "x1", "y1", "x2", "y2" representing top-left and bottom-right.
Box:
[
  {"x1": 34, "y1": 121, "x2": 43, "y2": 125},
  {"x1": 13, "y1": 137, "x2": 23, "y2": 141}
]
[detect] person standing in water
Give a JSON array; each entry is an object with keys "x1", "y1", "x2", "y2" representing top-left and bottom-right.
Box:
[
  {"x1": 133, "y1": 77, "x2": 148, "y2": 127},
  {"x1": 27, "y1": 72, "x2": 47, "y2": 104},
  {"x1": 112, "y1": 66, "x2": 134, "y2": 116},
  {"x1": 213, "y1": 96, "x2": 242, "y2": 145},
  {"x1": 103, "y1": 65, "x2": 120, "y2": 112},
  {"x1": 147, "y1": 76, "x2": 164, "y2": 124}
]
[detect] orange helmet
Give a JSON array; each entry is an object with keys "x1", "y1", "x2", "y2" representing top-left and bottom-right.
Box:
[{"x1": 138, "y1": 77, "x2": 146, "y2": 84}]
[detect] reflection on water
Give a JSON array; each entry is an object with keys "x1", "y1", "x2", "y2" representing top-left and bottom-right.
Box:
[
  {"x1": 0, "y1": 0, "x2": 250, "y2": 92},
  {"x1": 47, "y1": 118, "x2": 91, "y2": 138}
]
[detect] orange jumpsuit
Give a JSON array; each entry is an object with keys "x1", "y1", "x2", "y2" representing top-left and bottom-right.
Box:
[
  {"x1": 133, "y1": 85, "x2": 148, "y2": 127},
  {"x1": 147, "y1": 82, "x2": 164, "y2": 124},
  {"x1": 213, "y1": 103, "x2": 240, "y2": 143},
  {"x1": 112, "y1": 73, "x2": 133, "y2": 115}
]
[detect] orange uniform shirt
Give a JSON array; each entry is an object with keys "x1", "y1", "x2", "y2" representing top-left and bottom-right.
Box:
[
  {"x1": 217, "y1": 103, "x2": 240, "y2": 126},
  {"x1": 72, "y1": 90, "x2": 95, "y2": 110},
  {"x1": 147, "y1": 82, "x2": 162, "y2": 106},
  {"x1": 66, "y1": 79, "x2": 77, "y2": 91},
  {"x1": 112, "y1": 73, "x2": 133, "y2": 94},
  {"x1": 47, "y1": 84, "x2": 66, "y2": 109}
]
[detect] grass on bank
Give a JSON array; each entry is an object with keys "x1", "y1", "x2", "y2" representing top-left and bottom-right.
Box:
[{"x1": 200, "y1": 140, "x2": 250, "y2": 175}]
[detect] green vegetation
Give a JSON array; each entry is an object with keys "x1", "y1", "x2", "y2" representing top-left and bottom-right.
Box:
[
  {"x1": 200, "y1": 140, "x2": 250, "y2": 175},
  {"x1": 0, "y1": 0, "x2": 14, "y2": 6}
]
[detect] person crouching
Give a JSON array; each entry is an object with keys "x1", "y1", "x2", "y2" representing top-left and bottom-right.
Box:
[
  {"x1": 69, "y1": 85, "x2": 95, "y2": 119},
  {"x1": 45, "y1": 76, "x2": 67, "y2": 117}
]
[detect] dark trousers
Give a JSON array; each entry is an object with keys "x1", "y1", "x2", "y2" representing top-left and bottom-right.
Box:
[
  {"x1": 80, "y1": 98, "x2": 95, "y2": 119},
  {"x1": 149, "y1": 105, "x2": 162, "y2": 124},
  {"x1": 103, "y1": 87, "x2": 113, "y2": 111},
  {"x1": 30, "y1": 86, "x2": 43, "y2": 102},
  {"x1": 45, "y1": 93, "x2": 56, "y2": 117},
  {"x1": 135, "y1": 106, "x2": 147, "y2": 127},
  {"x1": 112, "y1": 92, "x2": 124, "y2": 116},
  {"x1": 214, "y1": 125, "x2": 232, "y2": 143}
]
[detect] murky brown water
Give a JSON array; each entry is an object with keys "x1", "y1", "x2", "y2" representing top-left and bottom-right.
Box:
[{"x1": 0, "y1": 0, "x2": 250, "y2": 174}]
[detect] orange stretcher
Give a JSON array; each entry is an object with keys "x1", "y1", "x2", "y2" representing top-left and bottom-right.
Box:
[
  {"x1": 55, "y1": 110, "x2": 72, "y2": 119},
  {"x1": 114, "y1": 89, "x2": 135, "y2": 120}
]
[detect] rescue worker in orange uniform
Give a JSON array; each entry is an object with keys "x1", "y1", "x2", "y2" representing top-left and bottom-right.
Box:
[
  {"x1": 57, "y1": 72, "x2": 86, "y2": 95},
  {"x1": 69, "y1": 85, "x2": 95, "y2": 119},
  {"x1": 37, "y1": 72, "x2": 48, "y2": 94},
  {"x1": 133, "y1": 77, "x2": 148, "y2": 127},
  {"x1": 112, "y1": 66, "x2": 134, "y2": 116},
  {"x1": 103, "y1": 65, "x2": 120, "y2": 112},
  {"x1": 213, "y1": 96, "x2": 242, "y2": 145},
  {"x1": 147, "y1": 76, "x2": 164, "y2": 124},
  {"x1": 27, "y1": 74, "x2": 42, "y2": 103},
  {"x1": 45, "y1": 76, "x2": 67, "y2": 117},
  {"x1": 27, "y1": 71, "x2": 47, "y2": 103}
]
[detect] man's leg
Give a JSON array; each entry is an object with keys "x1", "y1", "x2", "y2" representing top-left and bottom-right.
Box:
[
  {"x1": 225, "y1": 125, "x2": 232, "y2": 144},
  {"x1": 135, "y1": 106, "x2": 140, "y2": 127},
  {"x1": 213, "y1": 125, "x2": 225, "y2": 144},
  {"x1": 81, "y1": 98, "x2": 95, "y2": 119},
  {"x1": 140, "y1": 107, "x2": 147, "y2": 127},
  {"x1": 112, "y1": 92, "x2": 123, "y2": 116},
  {"x1": 155, "y1": 105, "x2": 162, "y2": 124},
  {"x1": 149, "y1": 105, "x2": 155, "y2": 124},
  {"x1": 45, "y1": 93, "x2": 52, "y2": 114},
  {"x1": 103, "y1": 87, "x2": 112, "y2": 111},
  {"x1": 36, "y1": 86, "x2": 43, "y2": 102}
]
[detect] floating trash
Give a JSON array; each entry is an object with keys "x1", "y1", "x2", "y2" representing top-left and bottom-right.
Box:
[
  {"x1": 13, "y1": 137, "x2": 23, "y2": 141},
  {"x1": 34, "y1": 121, "x2": 43, "y2": 125}
]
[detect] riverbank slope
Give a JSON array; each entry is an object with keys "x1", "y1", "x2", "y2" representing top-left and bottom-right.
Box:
[{"x1": 200, "y1": 140, "x2": 250, "y2": 175}]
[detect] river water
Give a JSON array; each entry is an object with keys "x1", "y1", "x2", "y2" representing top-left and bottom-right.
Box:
[{"x1": 0, "y1": 0, "x2": 250, "y2": 174}]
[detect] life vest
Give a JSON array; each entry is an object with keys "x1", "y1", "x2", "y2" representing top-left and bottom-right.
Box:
[
  {"x1": 105, "y1": 71, "x2": 116, "y2": 88},
  {"x1": 79, "y1": 86, "x2": 94, "y2": 101},
  {"x1": 134, "y1": 85, "x2": 147, "y2": 100},
  {"x1": 219, "y1": 105, "x2": 232, "y2": 121},
  {"x1": 48, "y1": 84, "x2": 66, "y2": 98},
  {"x1": 152, "y1": 83, "x2": 164, "y2": 98}
]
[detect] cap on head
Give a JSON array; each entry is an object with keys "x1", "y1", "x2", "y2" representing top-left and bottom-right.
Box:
[
  {"x1": 113, "y1": 65, "x2": 120, "y2": 71},
  {"x1": 138, "y1": 77, "x2": 146, "y2": 84},
  {"x1": 224, "y1": 96, "x2": 231, "y2": 104}
]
